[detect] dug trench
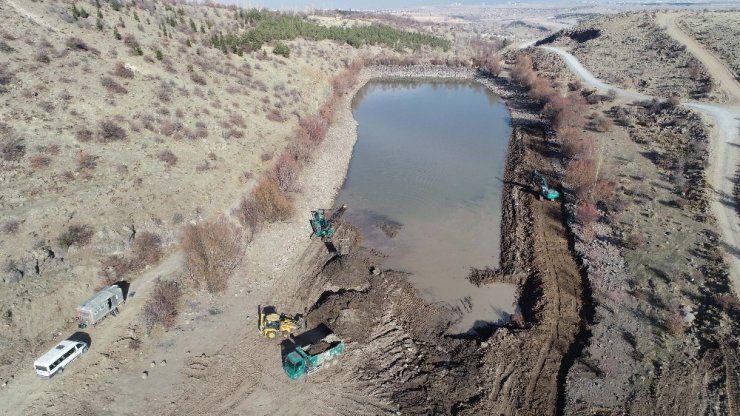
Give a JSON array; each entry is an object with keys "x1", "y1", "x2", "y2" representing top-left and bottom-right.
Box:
[{"x1": 284, "y1": 76, "x2": 588, "y2": 414}]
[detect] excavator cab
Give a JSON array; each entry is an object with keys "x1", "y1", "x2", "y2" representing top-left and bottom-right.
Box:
[
  {"x1": 532, "y1": 170, "x2": 560, "y2": 201},
  {"x1": 310, "y1": 209, "x2": 334, "y2": 239}
]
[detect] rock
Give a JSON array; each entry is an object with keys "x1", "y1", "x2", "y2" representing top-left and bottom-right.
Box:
[
  {"x1": 141, "y1": 371, "x2": 148, "y2": 379},
  {"x1": 160, "y1": 360, "x2": 167, "y2": 366},
  {"x1": 150, "y1": 361, "x2": 156, "y2": 367}
]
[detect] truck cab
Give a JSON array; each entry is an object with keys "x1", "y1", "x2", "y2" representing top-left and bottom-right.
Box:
[{"x1": 284, "y1": 350, "x2": 307, "y2": 380}]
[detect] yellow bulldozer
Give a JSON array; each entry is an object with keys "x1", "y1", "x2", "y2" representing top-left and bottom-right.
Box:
[{"x1": 258, "y1": 305, "x2": 303, "y2": 339}]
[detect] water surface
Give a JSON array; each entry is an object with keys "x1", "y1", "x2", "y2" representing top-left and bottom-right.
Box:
[{"x1": 337, "y1": 80, "x2": 517, "y2": 334}]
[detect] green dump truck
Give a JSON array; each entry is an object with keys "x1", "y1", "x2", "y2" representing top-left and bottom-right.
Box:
[{"x1": 283, "y1": 325, "x2": 344, "y2": 380}]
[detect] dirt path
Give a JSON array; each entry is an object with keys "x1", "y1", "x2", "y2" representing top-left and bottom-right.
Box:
[
  {"x1": 656, "y1": 13, "x2": 740, "y2": 102},
  {"x1": 539, "y1": 43, "x2": 740, "y2": 296},
  {"x1": 3, "y1": 0, "x2": 60, "y2": 34}
]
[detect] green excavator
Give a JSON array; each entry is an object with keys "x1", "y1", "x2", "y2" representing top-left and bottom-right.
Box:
[
  {"x1": 310, "y1": 205, "x2": 347, "y2": 240},
  {"x1": 532, "y1": 170, "x2": 560, "y2": 201}
]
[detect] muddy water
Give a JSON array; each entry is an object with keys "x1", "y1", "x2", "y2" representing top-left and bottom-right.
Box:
[{"x1": 336, "y1": 80, "x2": 517, "y2": 335}]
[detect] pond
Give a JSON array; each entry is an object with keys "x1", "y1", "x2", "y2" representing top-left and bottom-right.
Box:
[{"x1": 336, "y1": 79, "x2": 517, "y2": 335}]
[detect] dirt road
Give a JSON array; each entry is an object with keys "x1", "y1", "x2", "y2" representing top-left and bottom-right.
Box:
[{"x1": 540, "y1": 41, "x2": 740, "y2": 296}]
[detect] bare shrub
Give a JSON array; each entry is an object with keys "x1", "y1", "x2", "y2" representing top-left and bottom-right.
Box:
[
  {"x1": 299, "y1": 114, "x2": 328, "y2": 144},
  {"x1": 665, "y1": 313, "x2": 687, "y2": 336},
  {"x1": 566, "y1": 159, "x2": 596, "y2": 199},
  {"x1": 253, "y1": 178, "x2": 294, "y2": 223},
  {"x1": 575, "y1": 201, "x2": 599, "y2": 226},
  {"x1": 141, "y1": 279, "x2": 182, "y2": 332},
  {"x1": 229, "y1": 113, "x2": 246, "y2": 128},
  {"x1": 158, "y1": 149, "x2": 178, "y2": 166},
  {"x1": 268, "y1": 153, "x2": 300, "y2": 192},
  {"x1": 511, "y1": 54, "x2": 535, "y2": 87},
  {"x1": 101, "y1": 76, "x2": 127, "y2": 94},
  {"x1": 76, "y1": 128, "x2": 94, "y2": 142},
  {"x1": 58, "y1": 224, "x2": 94, "y2": 248},
  {"x1": 182, "y1": 216, "x2": 243, "y2": 293},
  {"x1": 594, "y1": 114, "x2": 613, "y2": 132},
  {"x1": 113, "y1": 61, "x2": 134, "y2": 78},
  {"x1": 235, "y1": 195, "x2": 260, "y2": 236},
  {"x1": 529, "y1": 77, "x2": 555, "y2": 104},
  {"x1": 557, "y1": 127, "x2": 582, "y2": 158},
  {"x1": 27, "y1": 153, "x2": 51, "y2": 169},
  {"x1": 76, "y1": 151, "x2": 98, "y2": 170},
  {"x1": 286, "y1": 134, "x2": 314, "y2": 164},
  {"x1": 132, "y1": 232, "x2": 162, "y2": 266},
  {"x1": 98, "y1": 120, "x2": 127, "y2": 142},
  {"x1": 544, "y1": 94, "x2": 586, "y2": 130},
  {"x1": 623, "y1": 233, "x2": 646, "y2": 249},
  {"x1": 1, "y1": 124, "x2": 25, "y2": 161},
  {"x1": 1, "y1": 219, "x2": 20, "y2": 235},
  {"x1": 0, "y1": 63, "x2": 14, "y2": 92},
  {"x1": 482, "y1": 55, "x2": 503, "y2": 77},
  {"x1": 99, "y1": 255, "x2": 135, "y2": 286},
  {"x1": 190, "y1": 72, "x2": 207, "y2": 86},
  {"x1": 65, "y1": 37, "x2": 88, "y2": 51},
  {"x1": 716, "y1": 293, "x2": 739, "y2": 313}
]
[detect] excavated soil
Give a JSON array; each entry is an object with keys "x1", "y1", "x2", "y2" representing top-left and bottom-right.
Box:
[{"x1": 286, "y1": 82, "x2": 586, "y2": 414}]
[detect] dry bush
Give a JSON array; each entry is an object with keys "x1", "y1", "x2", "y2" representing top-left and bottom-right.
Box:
[
  {"x1": 58, "y1": 224, "x2": 94, "y2": 248},
  {"x1": 101, "y1": 76, "x2": 128, "y2": 94},
  {"x1": 141, "y1": 279, "x2": 182, "y2": 332},
  {"x1": 1, "y1": 124, "x2": 25, "y2": 161},
  {"x1": 99, "y1": 255, "x2": 136, "y2": 286},
  {"x1": 268, "y1": 153, "x2": 300, "y2": 192},
  {"x1": 623, "y1": 233, "x2": 646, "y2": 249},
  {"x1": 1, "y1": 219, "x2": 19, "y2": 235},
  {"x1": 511, "y1": 54, "x2": 535, "y2": 87},
  {"x1": 286, "y1": 134, "x2": 314, "y2": 164},
  {"x1": 566, "y1": 159, "x2": 597, "y2": 200},
  {"x1": 0, "y1": 63, "x2": 14, "y2": 92},
  {"x1": 665, "y1": 313, "x2": 687, "y2": 336},
  {"x1": 113, "y1": 61, "x2": 134, "y2": 78},
  {"x1": 158, "y1": 149, "x2": 178, "y2": 166},
  {"x1": 529, "y1": 77, "x2": 555, "y2": 104},
  {"x1": 190, "y1": 72, "x2": 207, "y2": 86},
  {"x1": 229, "y1": 113, "x2": 246, "y2": 128},
  {"x1": 544, "y1": 94, "x2": 586, "y2": 130},
  {"x1": 98, "y1": 119, "x2": 127, "y2": 142},
  {"x1": 482, "y1": 55, "x2": 503, "y2": 77},
  {"x1": 76, "y1": 151, "x2": 98, "y2": 170},
  {"x1": 575, "y1": 201, "x2": 599, "y2": 226},
  {"x1": 29, "y1": 154, "x2": 51, "y2": 169},
  {"x1": 132, "y1": 232, "x2": 162, "y2": 266},
  {"x1": 594, "y1": 114, "x2": 613, "y2": 132},
  {"x1": 76, "y1": 128, "x2": 94, "y2": 142},
  {"x1": 182, "y1": 216, "x2": 243, "y2": 293},
  {"x1": 557, "y1": 127, "x2": 582, "y2": 158},
  {"x1": 253, "y1": 178, "x2": 294, "y2": 223},
  {"x1": 567, "y1": 80, "x2": 583, "y2": 91},
  {"x1": 235, "y1": 195, "x2": 260, "y2": 236},
  {"x1": 266, "y1": 108, "x2": 286, "y2": 122},
  {"x1": 65, "y1": 37, "x2": 88, "y2": 51},
  {"x1": 299, "y1": 114, "x2": 328, "y2": 144},
  {"x1": 716, "y1": 293, "x2": 739, "y2": 313}
]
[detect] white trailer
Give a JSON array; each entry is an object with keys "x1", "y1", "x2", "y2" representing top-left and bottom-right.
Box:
[{"x1": 76, "y1": 285, "x2": 124, "y2": 328}]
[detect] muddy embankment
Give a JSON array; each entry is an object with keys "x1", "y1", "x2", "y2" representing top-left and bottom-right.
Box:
[{"x1": 287, "y1": 66, "x2": 588, "y2": 414}]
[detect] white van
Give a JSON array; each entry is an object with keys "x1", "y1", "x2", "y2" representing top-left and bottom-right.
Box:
[{"x1": 33, "y1": 340, "x2": 88, "y2": 377}]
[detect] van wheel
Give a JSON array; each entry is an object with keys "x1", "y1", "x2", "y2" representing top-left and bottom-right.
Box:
[
  {"x1": 82, "y1": 346, "x2": 89, "y2": 353},
  {"x1": 57, "y1": 367, "x2": 64, "y2": 376}
]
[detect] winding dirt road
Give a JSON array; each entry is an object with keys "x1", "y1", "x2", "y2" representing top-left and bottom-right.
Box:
[{"x1": 540, "y1": 30, "x2": 740, "y2": 295}]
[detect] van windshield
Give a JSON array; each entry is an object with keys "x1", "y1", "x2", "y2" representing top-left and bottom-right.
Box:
[{"x1": 35, "y1": 365, "x2": 47, "y2": 372}]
